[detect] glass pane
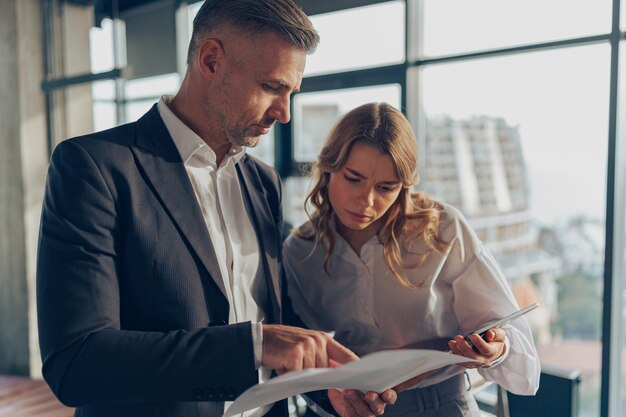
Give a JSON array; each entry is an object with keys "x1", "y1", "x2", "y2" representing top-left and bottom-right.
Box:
[
  {"x1": 126, "y1": 99, "x2": 158, "y2": 123},
  {"x1": 124, "y1": 73, "x2": 180, "y2": 123},
  {"x1": 284, "y1": 176, "x2": 313, "y2": 231},
  {"x1": 293, "y1": 84, "x2": 401, "y2": 162},
  {"x1": 90, "y1": 18, "x2": 116, "y2": 73},
  {"x1": 304, "y1": 1, "x2": 405, "y2": 76},
  {"x1": 419, "y1": 44, "x2": 609, "y2": 417},
  {"x1": 92, "y1": 80, "x2": 116, "y2": 101},
  {"x1": 247, "y1": 127, "x2": 275, "y2": 167},
  {"x1": 422, "y1": 0, "x2": 611, "y2": 57},
  {"x1": 125, "y1": 73, "x2": 180, "y2": 100},
  {"x1": 93, "y1": 102, "x2": 117, "y2": 132}
]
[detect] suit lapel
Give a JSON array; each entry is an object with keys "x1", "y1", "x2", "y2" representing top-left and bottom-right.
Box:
[
  {"x1": 130, "y1": 105, "x2": 228, "y2": 300},
  {"x1": 237, "y1": 159, "x2": 281, "y2": 323}
]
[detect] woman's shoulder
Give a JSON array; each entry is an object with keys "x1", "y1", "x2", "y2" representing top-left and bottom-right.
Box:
[
  {"x1": 435, "y1": 202, "x2": 475, "y2": 238},
  {"x1": 406, "y1": 195, "x2": 476, "y2": 244},
  {"x1": 283, "y1": 220, "x2": 317, "y2": 254},
  {"x1": 408, "y1": 194, "x2": 462, "y2": 229},
  {"x1": 438, "y1": 202, "x2": 468, "y2": 226},
  {"x1": 435, "y1": 203, "x2": 485, "y2": 261}
]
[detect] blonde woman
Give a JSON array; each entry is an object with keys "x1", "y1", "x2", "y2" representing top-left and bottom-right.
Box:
[{"x1": 283, "y1": 103, "x2": 540, "y2": 417}]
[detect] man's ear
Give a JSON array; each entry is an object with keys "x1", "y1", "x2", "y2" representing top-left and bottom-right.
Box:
[{"x1": 196, "y1": 38, "x2": 224, "y2": 81}]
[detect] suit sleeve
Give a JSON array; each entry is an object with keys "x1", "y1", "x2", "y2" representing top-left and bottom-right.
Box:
[{"x1": 37, "y1": 140, "x2": 257, "y2": 407}]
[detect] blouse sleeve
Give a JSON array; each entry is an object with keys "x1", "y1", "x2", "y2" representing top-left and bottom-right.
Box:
[
  {"x1": 281, "y1": 239, "x2": 326, "y2": 332},
  {"x1": 442, "y1": 210, "x2": 541, "y2": 395}
]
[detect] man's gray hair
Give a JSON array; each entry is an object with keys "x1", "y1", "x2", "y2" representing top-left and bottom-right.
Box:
[{"x1": 187, "y1": 0, "x2": 320, "y2": 65}]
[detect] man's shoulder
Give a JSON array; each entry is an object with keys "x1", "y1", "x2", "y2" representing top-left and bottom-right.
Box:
[
  {"x1": 48, "y1": 122, "x2": 143, "y2": 179},
  {"x1": 65, "y1": 122, "x2": 137, "y2": 150}
]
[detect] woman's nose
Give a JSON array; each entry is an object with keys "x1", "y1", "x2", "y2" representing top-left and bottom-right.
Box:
[{"x1": 357, "y1": 187, "x2": 375, "y2": 207}]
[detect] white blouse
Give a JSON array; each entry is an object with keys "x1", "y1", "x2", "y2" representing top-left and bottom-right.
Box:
[{"x1": 283, "y1": 203, "x2": 540, "y2": 395}]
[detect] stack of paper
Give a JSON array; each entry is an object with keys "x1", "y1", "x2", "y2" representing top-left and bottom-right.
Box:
[{"x1": 224, "y1": 349, "x2": 474, "y2": 417}]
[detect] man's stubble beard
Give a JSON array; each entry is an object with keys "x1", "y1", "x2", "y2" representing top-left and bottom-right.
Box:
[
  {"x1": 211, "y1": 102, "x2": 260, "y2": 148},
  {"x1": 225, "y1": 125, "x2": 260, "y2": 148}
]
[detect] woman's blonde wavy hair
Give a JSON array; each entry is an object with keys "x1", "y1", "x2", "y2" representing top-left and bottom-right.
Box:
[{"x1": 297, "y1": 102, "x2": 448, "y2": 289}]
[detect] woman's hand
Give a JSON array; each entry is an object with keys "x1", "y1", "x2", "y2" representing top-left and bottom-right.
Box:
[
  {"x1": 447, "y1": 328, "x2": 506, "y2": 368},
  {"x1": 328, "y1": 388, "x2": 397, "y2": 417}
]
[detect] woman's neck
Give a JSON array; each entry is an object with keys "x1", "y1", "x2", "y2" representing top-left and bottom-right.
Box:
[{"x1": 335, "y1": 216, "x2": 380, "y2": 255}]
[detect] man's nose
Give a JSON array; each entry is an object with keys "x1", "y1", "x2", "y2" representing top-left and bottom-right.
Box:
[{"x1": 267, "y1": 95, "x2": 291, "y2": 124}]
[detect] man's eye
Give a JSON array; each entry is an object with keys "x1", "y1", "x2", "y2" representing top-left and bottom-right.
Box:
[{"x1": 263, "y1": 84, "x2": 278, "y2": 92}]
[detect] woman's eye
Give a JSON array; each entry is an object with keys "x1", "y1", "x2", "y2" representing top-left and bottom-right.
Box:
[
  {"x1": 379, "y1": 185, "x2": 398, "y2": 193},
  {"x1": 344, "y1": 175, "x2": 359, "y2": 183}
]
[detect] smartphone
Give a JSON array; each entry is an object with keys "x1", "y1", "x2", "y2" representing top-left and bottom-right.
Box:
[{"x1": 464, "y1": 302, "x2": 539, "y2": 350}]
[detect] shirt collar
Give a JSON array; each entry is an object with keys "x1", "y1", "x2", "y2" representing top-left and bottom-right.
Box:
[
  {"x1": 157, "y1": 95, "x2": 246, "y2": 166},
  {"x1": 331, "y1": 215, "x2": 381, "y2": 251}
]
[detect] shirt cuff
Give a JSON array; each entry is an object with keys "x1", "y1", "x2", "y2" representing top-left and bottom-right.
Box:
[
  {"x1": 483, "y1": 335, "x2": 510, "y2": 368},
  {"x1": 252, "y1": 322, "x2": 263, "y2": 369}
]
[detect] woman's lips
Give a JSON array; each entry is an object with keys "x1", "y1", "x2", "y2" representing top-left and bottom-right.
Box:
[{"x1": 346, "y1": 210, "x2": 372, "y2": 222}]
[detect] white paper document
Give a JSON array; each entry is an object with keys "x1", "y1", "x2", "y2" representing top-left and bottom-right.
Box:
[{"x1": 224, "y1": 349, "x2": 474, "y2": 417}]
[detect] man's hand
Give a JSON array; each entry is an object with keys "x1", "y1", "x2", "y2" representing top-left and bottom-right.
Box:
[
  {"x1": 262, "y1": 324, "x2": 357, "y2": 374},
  {"x1": 448, "y1": 328, "x2": 506, "y2": 368},
  {"x1": 328, "y1": 389, "x2": 397, "y2": 417}
]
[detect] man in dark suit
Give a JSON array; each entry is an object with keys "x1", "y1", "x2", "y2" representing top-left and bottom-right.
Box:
[{"x1": 36, "y1": 1, "x2": 396, "y2": 417}]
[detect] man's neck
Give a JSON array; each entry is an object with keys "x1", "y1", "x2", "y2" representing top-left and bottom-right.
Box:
[
  {"x1": 212, "y1": 143, "x2": 232, "y2": 167},
  {"x1": 168, "y1": 94, "x2": 231, "y2": 166}
]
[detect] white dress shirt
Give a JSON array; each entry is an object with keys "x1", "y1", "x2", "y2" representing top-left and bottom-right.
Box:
[
  {"x1": 157, "y1": 97, "x2": 270, "y2": 416},
  {"x1": 283, "y1": 203, "x2": 540, "y2": 395}
]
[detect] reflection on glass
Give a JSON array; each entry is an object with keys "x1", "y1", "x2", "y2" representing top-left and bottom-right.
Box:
[
  {"x1": 422, "y1": 0, "x2": 611, "y2": 57},
  {"x1": 305, "y1": 1, "x2": 405, "y2": 76},
  {"x1": 420, "y1": 44, "x2": 609, "y2": 417},
  {"x1": 293, "y1": 85, "x2": 401, "y2": 162}
]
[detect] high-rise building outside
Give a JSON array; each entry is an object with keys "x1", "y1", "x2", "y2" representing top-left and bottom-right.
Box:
[{"x1": 423, "y1": 115, "x2": 559, "y2": 344}]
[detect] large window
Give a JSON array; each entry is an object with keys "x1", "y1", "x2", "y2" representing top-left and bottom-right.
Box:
[
  {"x1": 420, "y1": 44, "x2": 609, "y2": 416},
  {"x1": 305, "y1": 1, "x2": 405, "y2": 76},
  {"x1": 82, "y1": 1, "x2": 626, "y2": 416},
  {"x1": 289, "y1": 1, "x2": 624, "y2": 417},
  {"x1": 423, "y1": 0, "x2": 612, "y2": 57}
]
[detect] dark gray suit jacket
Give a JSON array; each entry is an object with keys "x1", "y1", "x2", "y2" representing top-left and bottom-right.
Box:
[{"x1": 37, "y1": 105, "x2": 287, "y2": 417}]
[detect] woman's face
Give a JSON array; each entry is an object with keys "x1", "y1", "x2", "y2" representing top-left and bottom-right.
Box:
[{"x1": 328, "y1": 142, "x2": 403, "y2": 236}]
